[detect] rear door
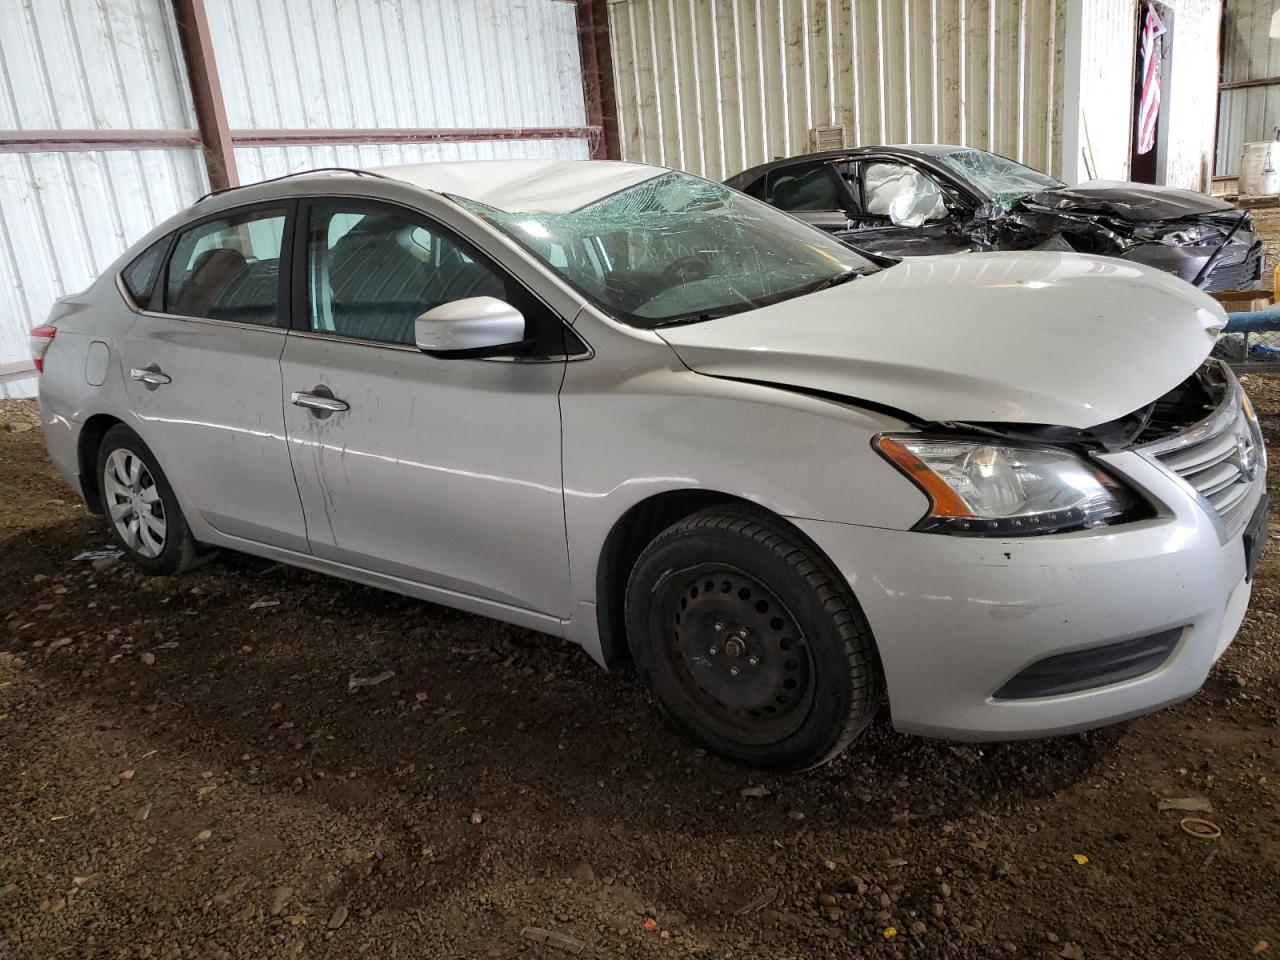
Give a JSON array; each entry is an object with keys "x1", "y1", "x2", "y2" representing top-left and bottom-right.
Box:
[
  {"x1": 278, "y1": 198, "x2": 574, "y2": 615},
  {"x1": 120, "y1": 202, "x2": 308, "y2": 552}
]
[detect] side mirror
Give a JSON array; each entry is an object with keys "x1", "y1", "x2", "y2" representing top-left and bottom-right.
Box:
[{"x1": 414, "y1": 296, "x2": 525, "y2": 358}]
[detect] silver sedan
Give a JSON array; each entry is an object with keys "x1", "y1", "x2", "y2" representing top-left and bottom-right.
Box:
[{"x1": 34, "y1": 159, "x2": 1264, "y2": 770}]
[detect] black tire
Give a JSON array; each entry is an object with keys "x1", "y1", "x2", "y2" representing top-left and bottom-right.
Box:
[
  {"x1": 96, "y1": 425, "x2": 211, "y2": 575},
  {"x1": 625, "y1": 505, "x2": 883, "y2": 771}
]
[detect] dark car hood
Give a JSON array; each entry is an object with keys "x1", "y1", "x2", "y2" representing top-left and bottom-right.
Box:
[{"x1": 1022, "y1": 180, "x2": 1237, "y2": 222}]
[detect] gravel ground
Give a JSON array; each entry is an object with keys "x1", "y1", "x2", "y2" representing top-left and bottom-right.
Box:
[{"x1": 1, "y1": 387, "x2": 1278, "y2": 960}]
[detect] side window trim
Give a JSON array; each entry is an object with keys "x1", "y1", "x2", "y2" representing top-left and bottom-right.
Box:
[
  {"x1": 116, "y1": 232, "x2": 178, "y2": 311},
  {"x1": 827, "y1": 161, "x2": 861, "y2": 218},
  {"x1": 144, "y1": 232, "x2": 178, "y2": 311},
  {"x1": 289, "y1": 196, "x2": 590, "y2": 361},
  {"x1": 149, "y1": 199, "x2": 297, "y2": 329}
]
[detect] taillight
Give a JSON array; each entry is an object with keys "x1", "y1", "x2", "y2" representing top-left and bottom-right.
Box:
[{"x1": 30, "y1": 324, "x2": 56, "y2": 373}]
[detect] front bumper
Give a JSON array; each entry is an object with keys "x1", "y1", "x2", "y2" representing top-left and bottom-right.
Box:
[
  {"x1": 1121, "y1": 236, "x2": 1264, "y2": 293},
  {"x1": 793, "y1": 449, "x2": 1262, "y2": 741}
]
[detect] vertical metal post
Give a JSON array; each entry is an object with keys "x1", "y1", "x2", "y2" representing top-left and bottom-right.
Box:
[
  {"x1": 171, "y1": 0, "x2": 238, "y2": 189},
  {"x1": 576, "y1": 0, "x2": 620, "y2": 160}
]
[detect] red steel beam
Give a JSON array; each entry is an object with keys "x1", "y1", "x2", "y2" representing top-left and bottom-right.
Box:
[
  {"x1": 229, "y1": 127, "x2": 602, "y2": 147},
  {"x1": 171, "y1": 0, "x2": 238, "y2": 189},
  {"x1": 575, "y1": 0, "x2": 620, "y2": 159},
  {"x1": 0, "y1": 129, "x2": 200, "y2": 152}
]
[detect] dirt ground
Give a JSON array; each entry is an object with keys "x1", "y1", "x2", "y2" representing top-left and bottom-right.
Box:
[{"x1": 1, "y1": 386, "x2": 1278, "y2": 960}]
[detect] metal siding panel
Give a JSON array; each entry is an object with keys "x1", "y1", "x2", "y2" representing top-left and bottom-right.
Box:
[
  {"x1": 0, "y1": 0, "x2": 202, "y2": 375},
  {"x1": 879, "y1": 0, "x2": 906, "y2": 143},
  {"x1": 205, "y1": 0, "x2": 589, "y2": 134},
  {"x1": 610, "y1": 0, "x2": 1066, "y2": 181},
  {"x1": 1218, "y1": 0, "x2": 1276, "y2": 177},
  {"x1": 0, "y1": 0, "x2": 590, "y2": 378},
  {"x1": 0, "y1": 0, "x2": 192, "y2": 130},
  {"x1": 0, "y1": 149, "x2": 207, "y2": 375},
  {"x1": 233, "y1": 138, "x2": 591, "y2": 184},
  {"x1": 736, "y1": 0, "x2": 766, "y2": 167}
]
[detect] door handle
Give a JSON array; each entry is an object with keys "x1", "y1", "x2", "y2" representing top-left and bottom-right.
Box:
[
  {"x1": 129, "y1": 366, "x2": 171, "y2": 386},
  {"x1": 291, "y1": 390, "x2": 349, "y2": 414}
]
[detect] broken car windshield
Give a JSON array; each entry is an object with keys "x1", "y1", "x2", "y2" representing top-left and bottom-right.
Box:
[
  {"x1": 450, "y1": 172, "x2": 877, "y2": 329},
  {"x1": 934, "y1": 149, "x2": 1064, "y2": 208}
]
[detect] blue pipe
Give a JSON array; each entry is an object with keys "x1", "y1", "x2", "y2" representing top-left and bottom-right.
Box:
[{"x1": 1223, "y1": 308, "x2": 1280, "y2": 334}]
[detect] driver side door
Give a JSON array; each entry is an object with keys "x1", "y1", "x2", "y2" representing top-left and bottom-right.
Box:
[
  {"x1": 835, "y1": 160, "x2": 973, "y2": 257},
  {"x1": 279, "y1": 198, "x2": 580, "y2": 616}
]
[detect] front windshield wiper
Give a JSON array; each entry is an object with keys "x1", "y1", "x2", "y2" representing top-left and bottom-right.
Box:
[
  {"x1": 649, "y1": 270, "x2": 865, "y2": 329},
  {"x1": 807, "y1": 270, "x2": 864, "y2": 294},
  {"x1": 649, "y1": 310, "x2": 736, "y2": 329}
]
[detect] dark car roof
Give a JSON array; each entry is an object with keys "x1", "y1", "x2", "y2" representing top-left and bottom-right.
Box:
[{"x1": 724, "y1": 144, "x2": 968, "y2": 190}]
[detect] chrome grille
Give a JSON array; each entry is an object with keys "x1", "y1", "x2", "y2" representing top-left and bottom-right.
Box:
[
  {"x1": 1143, "y1": 365, "x2": 1263, "y2": 533},
  {"x1": 1203, "y1": 241, "x2": 1263, "y2": 293}
]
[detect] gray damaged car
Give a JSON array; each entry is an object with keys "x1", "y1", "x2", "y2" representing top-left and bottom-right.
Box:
[{"x1": 727, "y1": 145, "x2": 1263, "y2": 293}]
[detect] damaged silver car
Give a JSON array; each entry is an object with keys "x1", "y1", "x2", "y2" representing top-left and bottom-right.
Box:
[
  {"x1": 34, "y1": 159, "x2": 1265, "y2": 772},
  {"x1": 727, "y1": 145, "x2": 1263, "y2": 293}
]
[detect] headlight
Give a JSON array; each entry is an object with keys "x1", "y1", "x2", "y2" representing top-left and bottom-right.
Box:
[
  {"x1": 1239, "y1": 388, "x2": 1267, "y2": 475},
  {"x1": 875, "y1": 436, "x2": 1137, "y2": 535},
  {"x1": 1133, "y1": 222, "x2": 1226, "y2": 246}
]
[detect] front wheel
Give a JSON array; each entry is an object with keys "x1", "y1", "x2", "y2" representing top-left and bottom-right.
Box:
[{"x1": 625, "y1": 506, "x2": 884, "y2": 771}]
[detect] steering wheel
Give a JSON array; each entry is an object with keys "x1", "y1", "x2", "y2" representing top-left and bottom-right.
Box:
[{"x1": 659, "y1": 254, "x2": 715, "y2": 288}]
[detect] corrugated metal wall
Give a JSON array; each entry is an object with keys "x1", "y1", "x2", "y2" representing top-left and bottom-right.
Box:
[
  {"x1": 203, "y1": 0, "x2": 592, "y2": 179},
  {"x1": 607, "y1": 0, "x2": 1065, "y2": 182},
  {"x1": 0, "y1": 0, "x2": 591, "y2": 399},
  {"x1": 1217, "y1": 0, "x2": 1278, "y2": 178},
  {"x1": 0, "y1": 0, "x2": 204, "y2": 398}
]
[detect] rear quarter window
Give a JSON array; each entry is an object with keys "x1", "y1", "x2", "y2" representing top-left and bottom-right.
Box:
[{"x1": 121, "y1": 236, "x2": 171, "y2": 306}]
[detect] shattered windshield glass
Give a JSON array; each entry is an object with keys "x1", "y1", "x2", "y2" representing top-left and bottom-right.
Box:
[
  {"x1": 934, "y1": 149, "x2": 1064, "y2": 208},
  {"x1": 451, "y1": 172, "x2": 876, "y2": 328}
]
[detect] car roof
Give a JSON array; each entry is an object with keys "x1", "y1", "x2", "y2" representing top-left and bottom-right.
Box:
[
  {"x1": 371, "y1": 159, "x2": 668, "y2": 213},
  {"x1": 187, "y1": 158, "x2": 675, "y2": 220},
  {"x1": 726, "y1": 144, "x2": 970, "y2": 184}
]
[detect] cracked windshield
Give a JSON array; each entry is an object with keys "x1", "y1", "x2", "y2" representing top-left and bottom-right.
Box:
[
  {"x1": 933, "y1": 148, "x2": 1065, "y2": 208},
  {"x1": 452, "y1": 172, "x2": 876, "y2": 328}
]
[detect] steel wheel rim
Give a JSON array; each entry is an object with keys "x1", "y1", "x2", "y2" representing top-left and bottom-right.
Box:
[
  {"x1": 655, "y1": 564, "x2": 816, "y2": 745},
  {"x1": 103, "y1": 449, "x2": 166, "y2": 559}
]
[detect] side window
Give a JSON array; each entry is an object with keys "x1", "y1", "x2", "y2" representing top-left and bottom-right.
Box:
[
  {"x1": 305, "y1": 202, "x2": 572, "y2": 356},
  {"x1": 764, "y1": 164, "x2": 842, "y2": 211},
  {"x1": 860, "y1": 162, "x2": 949, "y2": 225},
  {"x1": 164, "y1": 208, "x2": 287, "y2": 324},
  {"x1": 121, "y1": 235, "x2": 170, "y2": 306},
  {"x1": 736, "y1": 175, "x2": 767, "y2": 201}
]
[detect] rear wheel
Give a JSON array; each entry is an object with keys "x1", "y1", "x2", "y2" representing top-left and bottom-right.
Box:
[
  {"x1": 97, "y1": 425, "x2": 210, "y2": 575},
  {"x1": 625, "y1": 506, "x2": 883, "y2": 771}
]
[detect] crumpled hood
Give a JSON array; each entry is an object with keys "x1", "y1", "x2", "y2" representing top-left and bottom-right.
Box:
[
  {"x1": 1023, "y1": 180, "x2": 1238, "y2": 222},
  {"x1": 658, "y1": 252, "x2": 1226, "y2": 429}
]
